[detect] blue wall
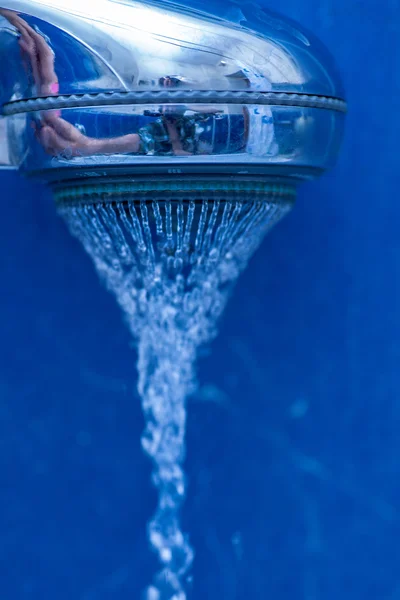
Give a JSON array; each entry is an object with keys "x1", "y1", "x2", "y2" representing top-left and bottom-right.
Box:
[{"x1": 1, "y1": 1, "x2": 399, "y2": 598}]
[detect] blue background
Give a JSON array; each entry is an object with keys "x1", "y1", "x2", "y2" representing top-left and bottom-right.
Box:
[{"x1": 1, "y1": 1, "x2": 400, "y2": 598}]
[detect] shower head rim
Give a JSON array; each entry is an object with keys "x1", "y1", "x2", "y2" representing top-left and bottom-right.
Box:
[{"x1": 26, "y1": 163, "x2": 326, "y2": 188}]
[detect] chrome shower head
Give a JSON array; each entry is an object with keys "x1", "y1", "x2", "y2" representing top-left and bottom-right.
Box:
[{"x1": 0, "y1": 0, "x2": 346, "y2": 208}]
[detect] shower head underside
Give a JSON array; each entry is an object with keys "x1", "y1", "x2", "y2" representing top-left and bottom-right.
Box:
[{"x1": 0, "y1": 0, "x2": 346, "y2": 207}]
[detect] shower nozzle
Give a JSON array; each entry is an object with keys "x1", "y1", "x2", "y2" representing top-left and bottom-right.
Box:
[{"x1": 0, "y1": 0, "x2": 346, "y2": 203}]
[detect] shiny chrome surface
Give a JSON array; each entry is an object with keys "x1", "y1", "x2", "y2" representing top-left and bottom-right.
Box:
[{"x1": 0, "y1": 0, "x2": 346, "y2": 187}]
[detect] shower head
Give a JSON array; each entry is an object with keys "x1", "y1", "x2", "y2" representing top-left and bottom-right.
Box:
[{"x1": 0, "y1": 0, "x2": 346, "y2": 208}]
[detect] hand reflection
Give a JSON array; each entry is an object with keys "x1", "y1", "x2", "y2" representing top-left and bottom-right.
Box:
[
  {"x1": 34, "y1": 113, "x2": 96, "y2": 157},
  {"x1": 35, "y1": 112, "x2": 147, "y2": 157},
  {"x1": 0, "y1": 12, "x2": 220, "y2": 159},
  {"x1": 0, "y1": 10, "x2": 58, "y2": 96},
  {"x1": 35, "y1": 113, "x2": 194, "y2": 158}
]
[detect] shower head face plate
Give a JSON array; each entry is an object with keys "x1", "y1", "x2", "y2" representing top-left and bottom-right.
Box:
[
  {"x1": 0, "y1": 0, "x2": 346, "y2": 187},
  {"x1": 53, "y1": 178, "x2": 297, "y2": 206},
  {"x1": 57, "y1": 183, "x2": 295, "y2": 312}
]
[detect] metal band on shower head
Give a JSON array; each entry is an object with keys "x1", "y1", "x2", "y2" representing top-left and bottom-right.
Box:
[{"x1": 2, "y1": 91, "x2": 347, "y2": 117}]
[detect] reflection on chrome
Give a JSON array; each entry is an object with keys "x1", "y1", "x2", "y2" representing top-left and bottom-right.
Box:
[
  {"x1": 0, "y1": 9, "x2": 279, "y2": 160},
  {"x1": 0, "y1": 0, "x2": 345, "y2": 183}
]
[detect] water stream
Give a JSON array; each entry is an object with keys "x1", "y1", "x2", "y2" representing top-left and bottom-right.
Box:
[{"x1": 58, "y1": 195, "x2": 290, "y2": 599}]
